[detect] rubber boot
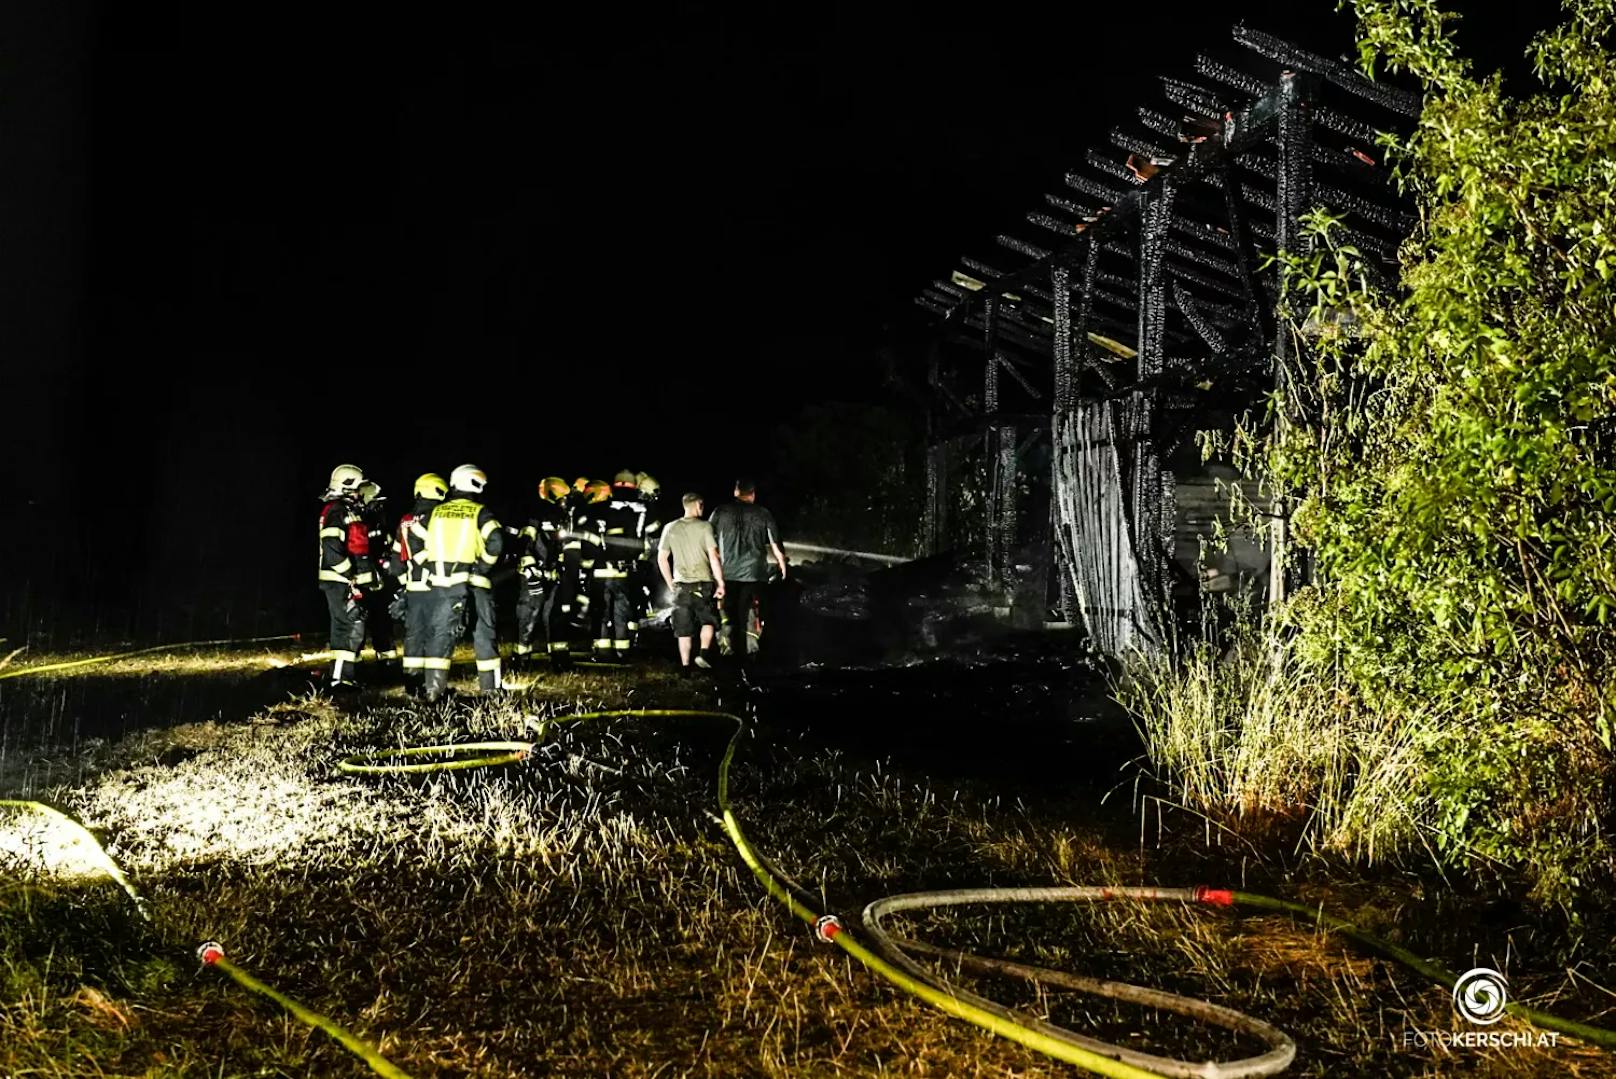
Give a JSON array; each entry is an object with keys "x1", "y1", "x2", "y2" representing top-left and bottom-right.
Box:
[
  {"x1": 478, "y1": 667, "x2": 502, "y2": 694},
  {"x1": 423, "y1": 668, "x2": 448, "y2": 703}
]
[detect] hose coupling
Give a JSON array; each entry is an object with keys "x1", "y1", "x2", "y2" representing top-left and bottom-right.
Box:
[
  {"x1": 1193, "y1": 886, "x2": 1236, "y2": 907},
  {"x1": 198, "y1": 941, "x2": 226, "y2": 966},
  {"x1": 814, "y1": 914, "x2": 844, "y2": 943}
]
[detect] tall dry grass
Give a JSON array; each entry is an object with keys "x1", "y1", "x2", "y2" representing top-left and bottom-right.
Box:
[{"x1": 1117, "y1": 633, "x2": 1435, "y2": 866}]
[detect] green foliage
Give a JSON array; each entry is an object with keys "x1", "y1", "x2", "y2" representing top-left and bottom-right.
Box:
[{"x1": 1150, "y1": 0, "x2": 1616, "y2": 909}]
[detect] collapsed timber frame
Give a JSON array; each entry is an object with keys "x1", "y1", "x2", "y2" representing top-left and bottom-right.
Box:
[{"x1": 915, "y1": 24, "x2": 1416, "y2": 655}]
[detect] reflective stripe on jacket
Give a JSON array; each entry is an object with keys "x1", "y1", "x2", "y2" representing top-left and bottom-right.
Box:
[
  {"x1": 318, "y1": 498, "x2": 369, "y2": 584},
  {"x1": 414, "y1": 497, "x2": 504, "y2": 589}
]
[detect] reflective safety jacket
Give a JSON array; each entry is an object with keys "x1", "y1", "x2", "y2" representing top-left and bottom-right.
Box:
[
  {"x1": 359, "y1": 500, "x2": 394, "y2": 586},
  {"x1": 561, "y1": 492, "x2": 604, "y2": 570},
  {"x1": 594, "y1": 489, "x2": 649, "y2": 579},
  {"x1": 394, "y1": 498, "x2": 441, "y2": 593},
  {"x1": 519, "y1": 500, "x2": 568, "y2": 579},
  {"x1": 640, "y1": 498, "x2": 663, "y2": 561},
  {"x1": 411, "y1": 497, "x2": 504, "y2": 589},
  {"x1": 318, "y1": 497, "x2": 370, "y2": 585}
]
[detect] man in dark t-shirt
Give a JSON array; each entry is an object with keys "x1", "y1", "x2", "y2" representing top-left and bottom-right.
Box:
[{"x1": 708, "y1": 478, "x2": 787, "y2": 666}]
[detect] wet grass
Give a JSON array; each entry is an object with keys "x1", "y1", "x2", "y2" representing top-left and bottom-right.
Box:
[{"x1": 0, "y1": 652, "x2": 1613, "y2": 1076}]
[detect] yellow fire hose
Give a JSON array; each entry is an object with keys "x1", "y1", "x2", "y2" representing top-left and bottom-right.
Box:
[
  {"x1": 0, "y1": 799, "x2": 412, "y2": 1076},
  {"x1": 0, "y1": 633, "x2": 305, "y2": 681},
  {"x1": 340, "y1": 709, "x2": 1616, "y2": 1076},
  {"x1": 196, "y1": 941, "x2": 412, "y2": 1079},
  {"x1": 0, "y1": 800, "x2": 148, "y2": 918},
  {"x1": 8, "y1": 692, "x2": 1616, "y2": 1077}
]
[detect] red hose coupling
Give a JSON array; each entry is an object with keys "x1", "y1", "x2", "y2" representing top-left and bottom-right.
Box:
[
  {"x1": 198, "y1": 941, "x2": 226, "y2": 966},
  {"x1": 813, "y1": 914, "x2": 843, "y2": 943},
  {"x1": 1194, "y1": 886, "x2": 1236, "y2": 907}
]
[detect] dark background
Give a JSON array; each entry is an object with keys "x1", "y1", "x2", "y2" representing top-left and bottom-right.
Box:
[{"x1": 0, "y1": 2, "x2": 1554, "y2": 643}]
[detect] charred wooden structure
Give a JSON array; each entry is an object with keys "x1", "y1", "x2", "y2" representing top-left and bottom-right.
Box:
[{"x1": 914, "y1": 24, "x2": 1416, "y2": 655}]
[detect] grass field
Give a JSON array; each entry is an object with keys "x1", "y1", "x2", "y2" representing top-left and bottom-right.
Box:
[{"x1": 1, "y1": 647, "x2": 1613, "y2": 1077}]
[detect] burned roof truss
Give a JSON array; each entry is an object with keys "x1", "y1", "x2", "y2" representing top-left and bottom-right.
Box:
[{"x1": 913, "y1": 23, "x2": 1415, "y2": 655}]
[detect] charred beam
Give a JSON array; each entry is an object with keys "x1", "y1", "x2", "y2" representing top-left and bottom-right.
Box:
[
  {"x1": 1234, "y1": 22, "x2": 1420, "y2": 117},
  {"x1": 1160, "y1": 76, "x2": 1226, "y2": 118},
  {"x1": 1110, "y1": 129, "x2": 1180, "y2": 163},
  {"x1": 1194, "y1": 53, "x2": 1267, "y2": 98},
  {"x1": 1166, "y1": 260, "x2": 1244, "y2": 300},
  {"x1": 1166, "y1": 241, "x2": 1243, "y2": 282},
  {"x1": 997, "y1": 233, "x2": 1052, "y2": 260},
  {"x1": 1065, "y1": 170, "x2": 1135, "y2": 206},
  {"x1": 1052, "y1": 263, "x2": 1074, "y2": 411},
  {"x1": 1174, "y1": 279, "x2": 1229, "y2": 354},
  {"x1": 1087, "y1": 149, "x2": 1145, "y2": 186},
  {"x1": 1027, "y1": 210, "x2": 1080, "y2": 238},
  {"x1": 1172, "y1": 214, "x2": 1239, "y2": 252},
  {"x1": 1314, "y1": 102, "x2": 1383, "y2": 145},
  {"x1": 1045, "y1": 192, "x2": 1100, "y2": 219},
  {"x1": 996, "y1": 350, "x2": 1044, "y2": 400},
  {"x1": 1221, "y1": 163, "x2": 1271, "y2": 342},
  {"x1": 1136, "y1": 107, "x2": 1182, "y2": 140}
]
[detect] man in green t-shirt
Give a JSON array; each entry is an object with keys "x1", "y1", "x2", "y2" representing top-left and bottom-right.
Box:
[{"x1": 657, "y1": 492, "x2": 727, "y2": 670}]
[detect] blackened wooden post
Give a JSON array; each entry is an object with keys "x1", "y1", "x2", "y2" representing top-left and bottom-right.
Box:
[
  {"x1": 1050, "y1": 261, "x2": 1077, "y2": 622},
  {"x1": 983, "y1": 296, "x2": 1005, "y2": 589},
  {"x1": 922, "y1": 341, "x2": 947, "y2": 555},
  {"x1": 1134, "y1": 183, "x2": 1176, "y2": 644}
]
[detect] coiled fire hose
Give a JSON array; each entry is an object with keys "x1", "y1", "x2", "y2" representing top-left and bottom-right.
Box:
[
  {"x1": 340, "y1": 709, "x2": 1616, "y2": 1076},
  {"x1": 8, "y1": 691, "x2": 1616, "y2": 1077}
]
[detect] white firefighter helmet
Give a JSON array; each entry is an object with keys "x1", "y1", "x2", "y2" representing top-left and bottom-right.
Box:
[
  {"x1": 327, "y1": 464, "x2": 364, "y2": 497},
  {"x1": 357, "y1": 480, "x2": 383, "y2": 505},
  {"x1": 450, "y1": 463, "x2": 488, "y2": 495},
  {"x1": 635, "y1": 472, "x2": 660, "y2": 498}
]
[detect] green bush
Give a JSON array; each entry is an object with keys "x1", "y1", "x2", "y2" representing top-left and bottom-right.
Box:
[{"x1": 1132, "y1": 0, "x2": 1616, "y2": 910}]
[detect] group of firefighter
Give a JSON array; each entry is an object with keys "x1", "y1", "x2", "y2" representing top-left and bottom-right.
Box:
[{"x1": 317, "y1": 462, "x2": 664, "y2": 702}]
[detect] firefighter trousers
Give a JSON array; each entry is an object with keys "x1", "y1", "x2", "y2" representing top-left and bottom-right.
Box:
[
  {"x1": 514, "y1": 573, "x2": 558, "y2": 656},
  {"x1": 401, "y1": 587, "x2": 432, "y2": 680},
  {"x1": 321, "y1": 581, "x2": 366, "y2": 683},
  {"x1": 421, "y1": 583, "x2": 502, "y2": 694},
  {"x1": 361, "y1": 585, "x2": 397, "y2": 658},
  {"x1": 598, "y1": 575, "x2": 638, "y2": 654}
]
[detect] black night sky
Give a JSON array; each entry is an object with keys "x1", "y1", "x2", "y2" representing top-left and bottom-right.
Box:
[{"x1": 0, "y1": 2, "x2": 1552, "y2": 637}]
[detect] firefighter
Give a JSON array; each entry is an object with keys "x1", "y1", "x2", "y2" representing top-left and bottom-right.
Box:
[
  {"x1": 394, "y1": 472, "x2": 447, "y2": 693},
  {"x1": 592, "y1": 470, "x2": 651, "y2": 657},
  {"x1": 514, "y1": 476, "x2": 571, "y2": 663},
  {"x1": 411, "y1": 463, "x2": 505, "y2": 701},
  {"x1": 574, "y1": 479, "x2": 616, "y2": 659},
  {"x1": 634, "y1": 472, "x2": 665, "y2": 626},
  {"x1": 355, "y1": 481, "x2": 398, "y2": 662},
  {"x1": 553, "y1": 477, "x2": 598, "y2": 659},
  {"x1": 316, "y1": 463, "x2": 371, "y2": 688}
]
